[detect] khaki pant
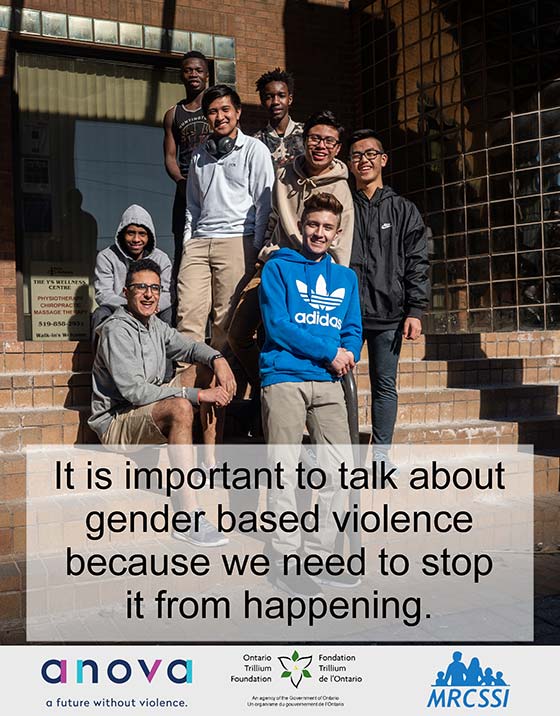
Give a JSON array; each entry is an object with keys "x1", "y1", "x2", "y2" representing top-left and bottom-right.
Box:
[
  {"x1": 261, "y1": 380, "x2": 352, "y2": 557},
  {"x1": 227, "y1": 267, "x2": 262, "y2": 388},
  {"x1": 176, "y1": 235, "x2": 256, "y2": 351}
]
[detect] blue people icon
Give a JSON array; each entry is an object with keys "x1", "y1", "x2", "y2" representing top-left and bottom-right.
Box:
[
  {"x1": 481, "y1": 667, "x2": 495, "y2": 686},
  {"x1": 465, "y1": 657, "x2": 483, "y2": 686},
  {"x1": 435, "y1": 671, "x2": 446, "y2": 686},
  {"x1": 494, "y1": 671, "x2": 507, "y2": 686},
  {"x1": 444, "y1": 651, "x2": 468, "y2": 685}
]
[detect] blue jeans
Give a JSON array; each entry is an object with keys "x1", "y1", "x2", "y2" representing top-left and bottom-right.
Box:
[{"x1": 365, "y1": 328, "x2": 403, "y2": 449}]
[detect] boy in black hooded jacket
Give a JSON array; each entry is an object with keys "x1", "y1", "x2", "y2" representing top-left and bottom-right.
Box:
[{"x1": 348, "y1": 129, "x2": 429, "y2": 461}]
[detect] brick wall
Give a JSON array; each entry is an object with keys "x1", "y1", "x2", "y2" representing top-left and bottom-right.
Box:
[{"x1": 0, "y1": 0, "x2": 353, "y2": 342}]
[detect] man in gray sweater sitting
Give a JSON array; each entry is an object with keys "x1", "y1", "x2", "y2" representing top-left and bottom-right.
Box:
[{"x1": 88, "y1": 258, "x2": 236, "y2": 547}]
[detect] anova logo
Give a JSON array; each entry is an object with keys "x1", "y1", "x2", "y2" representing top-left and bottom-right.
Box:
[
  {"x1": 427, "y1": 651, "x2": 510, "y2": 709},
  {"x1": 41, "y1": 658, "x2": 192, "y2": 685}
]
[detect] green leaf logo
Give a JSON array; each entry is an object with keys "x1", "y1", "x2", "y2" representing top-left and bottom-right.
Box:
[{"x1": 278, "y1": 651, "x2": 313, "y2": 689}]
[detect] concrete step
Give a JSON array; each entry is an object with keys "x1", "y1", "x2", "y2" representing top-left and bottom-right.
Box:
[
  {"x1": 354, "y1": 355, "x2": 560, "y2": 393},
  {"x1": 390, "y1": 384, "x2": 560, "y2": 424},
  {"x1": 381, "y1": 414, "x2": 560, "y2": 452},
  {"x1": 0, "y1": 406, "x2": 93, "y2": 452}
]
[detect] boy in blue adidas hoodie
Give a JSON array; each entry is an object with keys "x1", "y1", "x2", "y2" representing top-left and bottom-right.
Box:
[{"x1": 259, "y1": 192, "x2": 362, "y2": 596}]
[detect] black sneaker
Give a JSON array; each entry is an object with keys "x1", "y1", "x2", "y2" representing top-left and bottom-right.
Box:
[
  {"x1": 275, "y1": 564, "x2": 323, "y2": 597},
  {"x1": 312, "y1": 572, "x2": 362, "y2": 589},
  {"x1": 172, "y1": 511, "x2": 229, "y2": 548}
]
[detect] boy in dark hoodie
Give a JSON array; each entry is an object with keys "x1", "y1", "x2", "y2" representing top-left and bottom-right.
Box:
[
  {"x1": 92, "y1": 204, "x2": 172, "y2": 337},
  {"x1": 348, "y1": 129, "x2": 429, "y2": 464},
  {"x1": 259, "y1": 193, "x2": 362, "y2": 596}
]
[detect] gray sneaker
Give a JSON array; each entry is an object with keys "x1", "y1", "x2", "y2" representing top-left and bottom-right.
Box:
[
  {"x1": 312, "y1": 572, "x2": 361, "y2": 589},
  {"x1": 173, "y1": 511, "x2": 229, "y2": 548},
  {"x1": 274, "y1": 564, "x2": 323, "y2": 597},
  {"x1": 373, "y1": 450, "x2": 400, "y2": 478}
]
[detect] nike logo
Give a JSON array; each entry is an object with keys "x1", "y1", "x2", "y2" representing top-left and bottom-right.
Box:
[{"x1": 381, "y1": 223, "x2": 392, "y2": 229}]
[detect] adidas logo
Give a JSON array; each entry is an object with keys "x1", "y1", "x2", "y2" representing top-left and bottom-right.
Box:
[{"x1": 295, "y1": 275, "x2": 345, "y2": 312}]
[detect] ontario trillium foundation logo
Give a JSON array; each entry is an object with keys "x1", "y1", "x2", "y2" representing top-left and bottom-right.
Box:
[
  {"x1": 427, "y1": 651, "x2": 510, "y2": 709},
  {"x1": 278, "y1": 651, "x2": 312, "y2": 689}
]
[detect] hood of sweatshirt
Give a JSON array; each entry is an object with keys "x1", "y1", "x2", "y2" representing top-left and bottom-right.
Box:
[
  {"x1": 291, "y1": 154, "x2": 350, "y2": 199},
  {"x1": 115, "y1": 204, "x2": 157, "y2": 259}
]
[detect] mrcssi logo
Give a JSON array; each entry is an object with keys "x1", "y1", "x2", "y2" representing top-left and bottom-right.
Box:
[{"x1": 427, "y1": 651, "x2": 510, "y2": 709}]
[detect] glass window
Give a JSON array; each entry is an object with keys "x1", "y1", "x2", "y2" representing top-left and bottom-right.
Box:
[
  {"x1": 447, "y1": 233, "x2": 467, "y2": 259},
  {"x1": 487, "y1": 119, "x2": 511, "y2": 148},
  {"x1": 513, "y1": 58, "x2": 538, "y2": 87},
  {"x1": 470, "y1": 283, "x2": 491, "y2": 308},
  {"x1": 519, "y1": 306, "x2": 544, "y2": 329},
  {"x1": 546, "y1": 305, "x2": 560, "y2": 329},
  {"x1": 487, "y1": 92, "x2": 511, "y2": 119},
  {"x1": 545, "y1": 249, "x2": 560, "y2": 275},
  {"x1": 490, "y1": 200, "x2": 515, "y2": 227},
  {"x1": 541, "y1": 81, "x2": 560, "y2": 111},
  {"x1": 511, "y1": 2, "x2": 537, "y2": 31},
  {"x1": 516, "y1": 196, "x2": 541, "y2": 223},
  {"x1": 544, "y1": 223, "x2": 560, "y2": 248},
  {"x1": 447, "y1": 260, "x2": 467, "y2": 284},
  {"x1": 541, "y1": 51, "x2": 560, "y2": 82},
  {"x1": 469, "y1": 257, "x2": 490, "y2": 282},
  {"x1": 492, "y1": 253, "x2": 516, "y2": 279},
  {"x1": 541, "y1": 109, "x2": 560, "y2": 138},
  {"x1": 543, "y1": 194, "x2": 560, "y2": 220},
  {"x1": 494, "y1": 308, "x2": 517, "y2": 330},
  {"x1": 485, "y1": 11, "x2": 510, "y2": 39},
  {"x1": 542, "y1": 137, "x2": 560, "y2": 166},
  {"x1": 546, "y1": 277, "x2": 560, "y2": 303},
  {"x1": 489, "y1": 173, "x2": 514, "y2": 200},
  {"x1": 468, "y1": 231, "x2": 490, "y2": 256},
  {"x1": 492, "y1": 281, "x2": 517, "y2": 306},
  {"x1": 518, "y1": 250, "x2": 543, "y2": 277},
  {"x1": 517, "y1": 224, "x2": 542, "y2": 251},
  {"x1": 446, "y1": 209, "x2": 466, "y2": 233},
  {"x1": 513, "y1": 88, "x2": 538, "y2": 114},
  {"x1": 469, "y1": 310, "x2": 492, "y2": 331},
  {"x1": 429, "y1": 237, "x2": 445, "y2": 260},
  {"x1": 515, "y1": 141, "x2": 540, "y2": 169},
  {"x1": 426, "y1": 187, "x2": 443, "y2": 212},
  {"x1": 445, "y1": 183, "x2": 464, "y2": 208},
  {"x1": 487, "y1": 64, "x2": 511, "y2": 91},
  {"x1": 467, "y1": 204, "x2": 489, "y2": 230},
  {"x1": 431, "y1": 262, "x2": 446, "y2": 286},
  {"x1": 515, "y1": 169, "x2": 540, "y2": 196},
  {"x1": 464, "y1": 151, "x2": 487, "y2": 179},
  {"x1": 519, "y1": 279, "x2": 543, "y2": 304},
  {"x1": 514, "y1": 114, "x2": 539, "y2": 142},
  {"x1": 511, "y1": 30, "x2": 538, "y2": 59},
  {"x1": 489, "y1": 147, "x2": 512, "y2": 174},
  {"x1": 492, "y1": 227, "x2": 515, "y2": 253},
  {"x1": 466, "y1": 178, "x2": 488, "y2": 204},
  {"x1": 543, "y1": 166, "x2": 560, "y2": 194}
]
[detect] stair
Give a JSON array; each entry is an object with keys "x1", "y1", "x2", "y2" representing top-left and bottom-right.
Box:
[{"x1": 0, "y1": 333, "x2": 559, "y2": 635}]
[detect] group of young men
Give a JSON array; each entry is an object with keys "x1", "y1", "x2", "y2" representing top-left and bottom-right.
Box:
[{"x1": 88, "y1": 51, "x2": 429, "y2": 592}]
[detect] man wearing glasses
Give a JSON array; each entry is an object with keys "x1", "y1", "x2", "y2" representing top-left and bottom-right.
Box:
[
  {"x1": 228, "y1": 110, "x2": 354, "y2": 397},
  {"x1": 89, "y1": 258, "x2": 236, "y2": 547},
  {"x1": 348, "y1": 129, "x2": 429, "y2": 466}
]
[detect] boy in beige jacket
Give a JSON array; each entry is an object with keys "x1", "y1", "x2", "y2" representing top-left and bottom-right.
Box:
[{"x1": 228, "y1": 110, "x2": 354, "y2": 396}]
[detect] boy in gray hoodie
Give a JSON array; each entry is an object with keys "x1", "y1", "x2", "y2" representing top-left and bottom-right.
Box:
[{"x1": 92, "y1": 205, "x2": 173, "y2": 337}]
